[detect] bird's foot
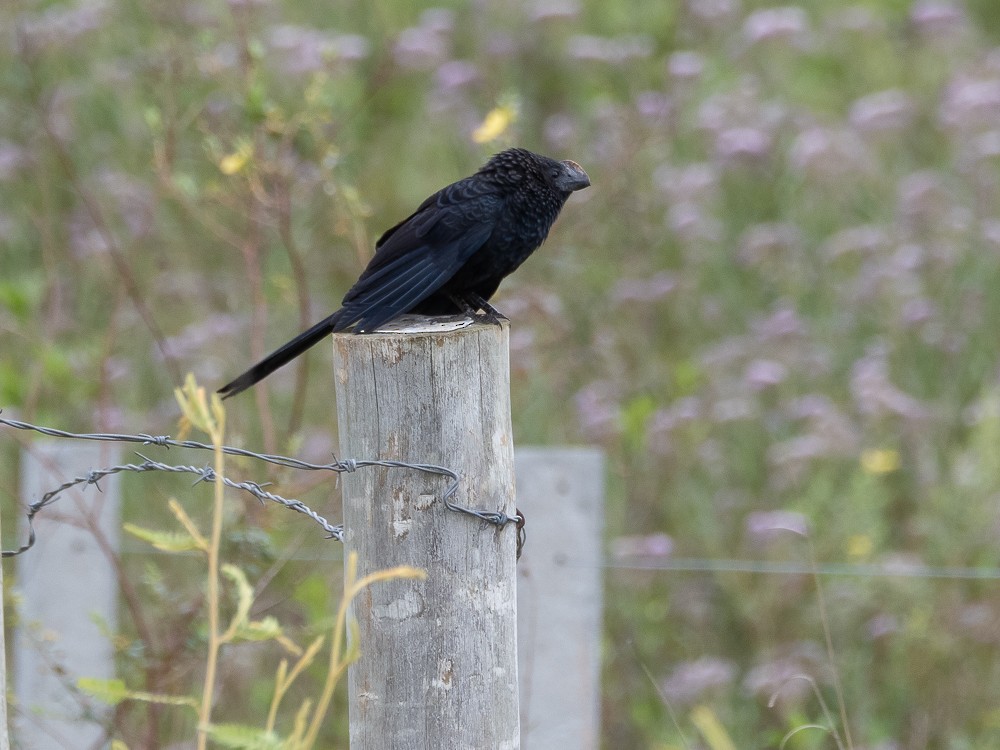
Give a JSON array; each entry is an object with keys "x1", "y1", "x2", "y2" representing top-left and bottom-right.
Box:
[
  {"x1": 466, "y1": 294, "x2": 509, "y2": 326},
  {"x1": 449, "y1": 294, "x2": 508, "y2": 327}
]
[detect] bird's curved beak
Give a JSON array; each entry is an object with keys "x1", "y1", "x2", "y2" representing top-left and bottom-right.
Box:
[{"x1": 557, "y1": 160, "x2": 591, "y2": 192}]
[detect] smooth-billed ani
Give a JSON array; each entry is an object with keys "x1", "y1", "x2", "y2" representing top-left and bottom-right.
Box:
[{"x1": 219, "y1": 147, "x2": 590, "y2": 399}]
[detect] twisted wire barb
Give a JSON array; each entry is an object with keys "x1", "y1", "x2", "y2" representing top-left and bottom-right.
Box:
[
  {"x1": 0, "y1": 415, "x2": 516, "y2": 557},
  {"x1": 4, "y1": 456, "x2": 345, "y2": 557}
]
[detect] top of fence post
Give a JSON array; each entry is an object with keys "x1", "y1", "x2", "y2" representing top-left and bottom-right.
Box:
[{"x1": 333, "y1": 318, "x2": 520, "y2": 750}]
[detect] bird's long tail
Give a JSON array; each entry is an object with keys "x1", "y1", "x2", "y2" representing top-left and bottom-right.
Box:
[{"x1": 217, "y1": 311, "x2": 343, "y2": 399}]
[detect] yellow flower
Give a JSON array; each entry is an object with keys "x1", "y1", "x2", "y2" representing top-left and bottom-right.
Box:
[
  {"x1": 845, "y1": 534, "x2": 873, "y2": 560},
  {"x1": 472, "y1": 104, "x2": 517, "y2": 144},
  {"x1": 860, "y1": 448, "x2": 900, "y2": 475},
  {"x1": 219, "y1": 141, "x2": 253, "y2": 175}
]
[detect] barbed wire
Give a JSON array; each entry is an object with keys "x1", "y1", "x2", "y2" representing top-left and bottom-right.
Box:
[
  {"x1": 5, "y1": 453, "x2": 345, "y2": 556},
  {"x1": 0, "y1": 415, "x2": 520, "y2": 558}
]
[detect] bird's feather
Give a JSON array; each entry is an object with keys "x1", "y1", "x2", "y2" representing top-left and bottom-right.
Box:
[{"x1": 218, "y1": 148, "x2": 589, "y2": 399}]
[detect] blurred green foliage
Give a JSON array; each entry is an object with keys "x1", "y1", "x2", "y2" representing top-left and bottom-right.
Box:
[{"x1": 5, "y1": 0, "x2": 1000, "y2": 746}]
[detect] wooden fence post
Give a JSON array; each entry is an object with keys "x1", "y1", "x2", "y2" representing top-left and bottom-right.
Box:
[
  {"x1": 515, "y1": 447, "x2": 605, "y2": 749},
  {"x1": 0, "y1": 472, "x2": 8, "y2": 750},
  {"x1": 15, "y1": 441, "x2": 120, "y2": 749},
  {"x1": 333, "y1": 319, "x2": 520, "y2": 750}
]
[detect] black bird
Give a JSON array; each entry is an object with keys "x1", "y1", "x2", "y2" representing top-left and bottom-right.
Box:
[{"x1": 218, "y1": 147, "x2": 590, "y2": 399}]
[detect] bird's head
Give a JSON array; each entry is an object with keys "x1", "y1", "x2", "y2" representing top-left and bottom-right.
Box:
[{"x1": 553, "y1": 159, "x2": 591, "y2": 194}]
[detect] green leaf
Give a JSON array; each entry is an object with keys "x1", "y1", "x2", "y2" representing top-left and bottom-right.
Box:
[
  {"x1": 78, "y1": 677, "x2": 199, "y2": 711},
  {"x1": 0, "y1": 276, "x2": 41, "y2": 322},
  {"x1": 293, "y1": 574, "x2": 329, "y2": 622},
  {"x1": 40, "y1": 344, "x2": 73, "y2": 384},
  {"x1": 123, "y1": 523, "x2": 201, "y2": 552},
  {"x1": 672, "y1": 358, "x2": 704, "y2": 396},
  {"x1": 203, "y1": 723, "x2": 284, "y2": 750},
  {"x1": 234, "y1": 615, "x2": 283, "y2": 643},
  {"x1": 0, "y1": 361, "x2": 27, "y2": 405},
  {"x1": 222, "y1": 563, "x2": 254, "y2": 630},
  {"x1": 78, "y1": 677, "x2": 129, "y2": 706}
]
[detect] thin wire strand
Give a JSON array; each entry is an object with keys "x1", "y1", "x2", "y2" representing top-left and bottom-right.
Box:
[
  {"x1": 0, "y1": 415, "x2": 518, "y2": 557},
  {"x1": 598, "y1": 556, "x2": 1000, "y2": 580}
]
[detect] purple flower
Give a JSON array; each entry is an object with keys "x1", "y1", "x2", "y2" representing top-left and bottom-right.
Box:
[
  {"x1": 18, "y1": 0, "x2": 111, "y2": 52},
  {"x1": 969, "y1": 131, "x2": 1000, "y2": 164},
  {"x1": 981, "y1": 219, "x2": 1000, "y2": 249},
  {"x1": 711, "y1": 397, "x2": 756, "y2": 423},
  {"x1": 611, "y1": 533, "x2": 674, "y2": 558},
  {"x1": 821, "y1": 225, "x2": 890, "y2": 262},
  {"x1": 697, "y1": 80, "x2": 786, "y2": 135},
  {"x1": 850, "y1": 346, "x2": 927, "y2": 421},
  {"x1": 566, "y1": 34, "x2": 654, "y2": 64},
  {"x1": 298, "y1": 429, "x2": 337, "y2": 464},
  {"x1": 955, "y1": 602, "x2": 999, "y2": 644},
  {"x1": 714, "y1": 127, "x2": 772, "y2": 165},
  {"x1": 96, "y1": 170, "x2": 155, "y2": 239},
  {"x1": 939, "y1": 77, "x2": 1000, "y2": 133},
  {"x1": 866, "y1": 613, "x2": 900, "y2": 640},
  {"x1": 738, "y1": 223, "x2": 802, "y2": 267},
  {"x1": 394, "y1": 11, "x2": 454, "y2": 70},
  {"x1": 0, "y1": 141, "x2": 30, "y2": 182},
  {"x1": 267, "y1": 26, "x2": 371, "y2": 75},
  {"x1": 196, "y1": 42, "x2": 239, "y2": 76},
  {"x1": 828, "y1": 5, "x2": 886, "y2": 36},
  {"x1": 743, "y1": 642, "x2": 825, "y2": 707},
  {"x1": 162, "y1": 314, "x2": 244, "y2": 361},
  {"x1": 528, "y1": 0, "x2": 580, "y2": 21},
  {"x1": 686, "y1": 0, "x2": 739, "y2": 27},
  {"x1": 743, "y1": 6, "x2": 811, "y2": 47},
  {"x1": 745, "y1": 510, "x2": 809, "y2": 540},
  {"x1": 435, "y1": 60, "x2": 479, "y2": 90},
  {"x1": 574, "y1": 381, "x2": 619, "y2": 441},
  {"x1": 610, "y1": 272, "x2": 677, "y2": 304},
  {"x1": 420, "y1": 8, "x2": 456, "y2": 34},
  {"x1": 668, "y1": 51, "x2": 705, "y2": 81},
  {"x1": 395, "y1": 28, "x2": 448, "y2": 69},
  {"x1": 67, "y1": 171, "x2": 154, "y2": 256},
  {"x1": 653, "y1": 162, "x2": 719, "y2": 205},
  {"x1": 788, "y1": 126, "x2": 870, "y2": 180},
  {"x1": 901, "y1": 297, "x2": 936, "y2": 326},
  {"x1": 850, "y1": 89, "x2": 915, "y2": 135},
  {"x1": 660, "y1": 657, "x2": 737, "y2": 706},
  {"x1": 635, "y1": 92, "x2": 672, "y2": 123},
  {"x1": 543, "y1": 114, "x2": 579, "y2": 150},
  {"x1": 878, "y1": 552, "x2": 926, "y2": 576},
  {"x1": 666, "y1": 201, "x2": 722, "y2": 244},
  {"x1": 769, "y1": 434, "x2": 830, "y2": 462},
  {"x1": 509, "y1": 329, "x2": 538, "y2": 375},
  {"x1": 751, "y1": 307, "x2": 807, "y2": 340},
  {"x1": 647, "y1": 397, "x2": 703, "y2": 455},
  {"x1": 787, "y1": 394, "x2": 834, "y2": 420},
  {"x1": 910, "y1": 0, "x2": 967, "y2": 36},
  {"x1": 785, "y1": 395, "x2": 860, "y2": 453},
  {"x1": 744, "y1": 359, "x2": 788, "y2": 391},
  {"x1": 897, "y1": 170, "x2": 948, "y2": 221}
]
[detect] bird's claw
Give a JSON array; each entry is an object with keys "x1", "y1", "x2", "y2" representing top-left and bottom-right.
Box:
[
  {"x1": 467, "y1": 294, "x2": 508, "y2": 327},
  {"x1": 449, "y1": 294, "x2": 508, "y2": 327}
]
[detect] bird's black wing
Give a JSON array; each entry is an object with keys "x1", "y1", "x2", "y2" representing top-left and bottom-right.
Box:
[
  {"x1": 218, "y1": 176, "x2": 504, "y2": 398},
  {"x1": 336, "y1": 177, "x2": 505, "y2": 331}
]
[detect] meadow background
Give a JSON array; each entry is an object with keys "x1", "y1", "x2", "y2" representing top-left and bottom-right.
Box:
[{"x1": 4, "y1": 0, "x2": 1000, "y2": 746}]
